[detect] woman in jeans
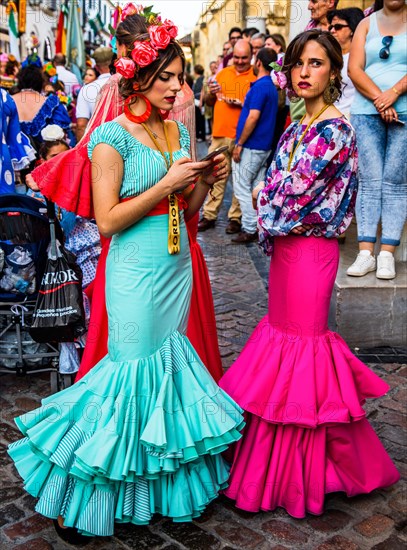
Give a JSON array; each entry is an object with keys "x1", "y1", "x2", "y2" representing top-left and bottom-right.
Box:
[{"x1": 347, "y1": 0, "x2": 406, "y2": 279}]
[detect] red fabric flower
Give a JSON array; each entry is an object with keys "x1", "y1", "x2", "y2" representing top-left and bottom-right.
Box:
[
  {"x1": 114, "y1": 57, "x2": 136, "y2": 79},
  {"x1": 131, "y1": 41, "x2": 158, "y2": 67},
  {"x1": 149, "y1": 25, "x2": 171, "y2": 49},
  {"x1": 163, "y1": 19, "x2": 178, "y2": 39},
  {"x1": 121, "y1": 3, "x2": 141, "y2": 20}
]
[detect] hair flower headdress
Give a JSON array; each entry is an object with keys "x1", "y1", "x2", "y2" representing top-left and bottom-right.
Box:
[
  {"x1": 270, "y1": 57, "x2": 287, "y2": 89},
  {"x1": 113, "y1": 3, "x2": 178, "y2": 78},
  {"x1": 56, "y1": 90, "x2": 71, "y2": 106},
  {"x1": 43, "y1": 62, "x2": 57, "y2": 83},
  {"x1": 41, "y1": 125, "x2": 65, "y2": 142},
  {"x1": 22, "y1": 53, "x2": 42, "y2": 69}
]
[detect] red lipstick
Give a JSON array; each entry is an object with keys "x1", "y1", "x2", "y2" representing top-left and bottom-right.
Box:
[{"x1": 298, "y1": 82, "x2": 311, "y2": 89}]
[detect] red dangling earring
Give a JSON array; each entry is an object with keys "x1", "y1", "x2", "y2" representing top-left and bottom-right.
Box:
[
  {"x1": 124, "y1": 93, "x2": 152, "y2": 124},
  {"x1": 159, "y1": 109, "x2": 170, "y2": 120}
]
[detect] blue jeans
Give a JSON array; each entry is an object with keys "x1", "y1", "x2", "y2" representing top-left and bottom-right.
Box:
[
  {"x1": 232, "y1": 147, "x2": 270, "y2": 233},
  {"x1": 351, "y1": 114, "x2": 407, "y2": 246}
]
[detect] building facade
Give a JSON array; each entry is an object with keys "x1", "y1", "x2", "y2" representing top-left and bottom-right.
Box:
[{"x1": 0, "y1": 0, "x2": 115, "y2": 62}]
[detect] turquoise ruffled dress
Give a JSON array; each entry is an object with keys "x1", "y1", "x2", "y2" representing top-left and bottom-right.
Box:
[{"x1": 8, "y1": 121, "x2": 244, "y2": 537}]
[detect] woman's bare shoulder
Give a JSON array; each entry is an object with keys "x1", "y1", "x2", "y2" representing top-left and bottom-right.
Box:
[{"x1": 357, "y1": 16, "x2": 370, "y2": 35}]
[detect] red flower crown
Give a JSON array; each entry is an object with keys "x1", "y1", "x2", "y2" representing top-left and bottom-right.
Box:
[{"x1": 114, "y1": 3, "x2": 178, "y2": 79}]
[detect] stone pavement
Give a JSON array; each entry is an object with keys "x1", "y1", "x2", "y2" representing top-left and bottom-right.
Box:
[{"x1": 1, "y1": 175, "x2": 406, "y2": 549}]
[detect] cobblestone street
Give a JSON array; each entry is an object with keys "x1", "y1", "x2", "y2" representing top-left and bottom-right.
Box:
[{"x1": 0, "y1": 179, "x2": 406, "y2": 550}]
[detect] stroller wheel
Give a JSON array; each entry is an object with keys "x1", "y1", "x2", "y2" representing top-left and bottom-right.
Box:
[
  {"x1": 50, "y1": 371, "x2": 75, "y2": 393},
  {"x1": 15, "y1": 362, "x2": 24, "y2": 376},
  {"x1": 50, "y1": 371, "x2": 59, "y2": 394},
  {"x1": 61, "y1": 374, "x2": 74, "y2": 389}
]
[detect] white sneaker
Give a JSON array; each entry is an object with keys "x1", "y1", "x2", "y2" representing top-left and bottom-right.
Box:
[
  {"x1": 376, "y1": 252, "x2": 396, "y2": 280},
  {"x1": 347, "y1": 251, "x2": 376, "y2": 277}
]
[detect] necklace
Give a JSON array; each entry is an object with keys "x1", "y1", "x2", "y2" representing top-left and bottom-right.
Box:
[
  {"x1": 141, "y1": 120, "x2": 181, "y2": 255},
  {"x1": 141, "y1": 120, "x2": 173, "y2": 168},
  {"x1": 144, "y1": 124, "x2": 166, "y2": 141},
  {"x1": 287, "y1": 103, "x2": 330, "y2": 171},
  {"x1": 20, "y1": 88, "x2": 40, "y2": 94}
]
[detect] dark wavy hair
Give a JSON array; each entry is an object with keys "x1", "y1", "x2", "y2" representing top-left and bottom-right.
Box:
[
  {"x1": 282, "y1": 30, "x2": 343, "y2": 97},
  {"x1": 5, "y1": 57, "x2": 19, "y2": 77},
  {"x1": 17, "y1": 65, "x2": 44, "y2": 93},
  {"x1": 327, "y1": 8, "x2": 365, "y2": 35},
  {"x1": 39, "y1": 139, "x2": 69, "y2": 160},
  {"x1": 115, "y1": 14, "x2": 185, "y2": 100}
]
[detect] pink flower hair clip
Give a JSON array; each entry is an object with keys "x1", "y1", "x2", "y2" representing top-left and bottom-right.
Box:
[
  {"x1": 114, "y1": 57, "x2": 137, "y2": 79},
  {"x1": 121, "y1": 3, "x2": 144, "y2": 21},
  {"x1": 130, "y1": 20, "x2": 178, "y2": 68},
  {"x1": 270, "y1": 58, "x2": 287, "y2": 90},
  {"x1": 113, "y1": 4, "x2": 179, "y2": 78}
]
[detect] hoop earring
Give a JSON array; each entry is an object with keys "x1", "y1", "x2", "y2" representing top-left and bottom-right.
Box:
[
  {"x1": 287, "y1": 89, "x2": 301, "y2": 104},
  {"x1": 159, "y1": 109, "x2": 170, "y2": 120},
  {"x1": 124, "y1": 94, "x2": 152, "y2": 123},
  {"x1": 323, "y1": 79, "x2": 340, "y2": 104}
]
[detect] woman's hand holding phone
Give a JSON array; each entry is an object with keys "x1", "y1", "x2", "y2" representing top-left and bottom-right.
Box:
[
  {"x1": 198, "y1": 145, "x2": 229, "y2": 163},
  {"x1": 165, "y1": 158, "x2": 212, "y2": 192},
  {"x1": 201, "y1": 151, "x2": 228, "y2": 187}
]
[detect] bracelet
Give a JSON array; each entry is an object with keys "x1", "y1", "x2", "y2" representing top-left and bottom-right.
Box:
[
  {"x1": 200, "y1": 179, "x2": 214, "y2": 188},
  {"x1": 392, "y1": 87, "x2": 400, "y2": 95},
  {"x1": 235, "y1": 142, "x2": 243, "y2": 147}
]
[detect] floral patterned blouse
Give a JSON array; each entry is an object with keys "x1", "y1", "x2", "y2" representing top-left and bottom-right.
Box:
[{"x1": 258, "y1": 117, "x2": 358, "y2": 255}]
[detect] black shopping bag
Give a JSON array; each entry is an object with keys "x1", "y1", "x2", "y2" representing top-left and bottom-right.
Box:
[{"x1": 30, "y1": 241, "x2": 86, "y2": 343}]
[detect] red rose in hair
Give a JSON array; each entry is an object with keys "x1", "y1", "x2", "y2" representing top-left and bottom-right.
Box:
[
  {"x1": 149, "y1": 25, "x2": 171, "y2": 50},
  {"x1": 163, "y1": 19, "x2": 178, "y2": 39},
  {"x1": 131, "y1": 41, "x2": 158, "y2": 67},
  {"x1": 121, "y1": 3, "x2": 141, "y2": 20},
  {"x1": 114, "y1": 57, "x2": 136, "y2": 79}
]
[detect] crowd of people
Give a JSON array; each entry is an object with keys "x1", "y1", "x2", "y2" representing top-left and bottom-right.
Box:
[
  {"x1": 194, "y1": 0, "x2": 406, "y2": 280},
  {"x1": 1, "y1": 0, "x2": 405, "y2": 544}
]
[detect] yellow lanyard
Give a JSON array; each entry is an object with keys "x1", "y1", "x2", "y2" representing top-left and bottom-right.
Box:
[
  {"x1": 141, "y1": 121, "x2": 181, "y2": 255},
  {"x1": 287, "y1": 103, "x2": 330, "y2": 172}
]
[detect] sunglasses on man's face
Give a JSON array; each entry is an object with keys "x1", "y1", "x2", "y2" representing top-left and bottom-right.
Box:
[
  {"x1": 379, "y1": 35, "x2": 393, "y2": 59},
  {"x1": 328, "y1": 23, "x2": 349, "y2": 32}
]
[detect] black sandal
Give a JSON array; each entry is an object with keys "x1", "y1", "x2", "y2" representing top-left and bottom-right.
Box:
[{"x1": 53, "y1": 519, "x2": 93, "y2": 546}]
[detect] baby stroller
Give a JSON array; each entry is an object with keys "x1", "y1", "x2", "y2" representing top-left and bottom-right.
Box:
[{"x1": 0, "y1": 194, "x2": 73, "y2": 392}]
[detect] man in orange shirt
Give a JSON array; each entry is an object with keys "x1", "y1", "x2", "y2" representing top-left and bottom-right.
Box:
[{"x1": 198, "y1": 40, "x2": 255, "y2": 234}]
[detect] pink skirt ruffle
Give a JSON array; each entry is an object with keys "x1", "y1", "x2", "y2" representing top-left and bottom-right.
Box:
[{"x1": 220, "y1": 235, "x2": 399, "y2": 517}]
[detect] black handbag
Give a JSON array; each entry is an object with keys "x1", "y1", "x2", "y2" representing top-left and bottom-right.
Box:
[{"x1": 30, "y1": 240, "x2": 86, "y2": 343}]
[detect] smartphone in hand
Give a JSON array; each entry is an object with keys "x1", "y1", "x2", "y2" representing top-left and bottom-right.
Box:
[{"x1": 199, "y1": 145, "x2": 229, "y2": 162}]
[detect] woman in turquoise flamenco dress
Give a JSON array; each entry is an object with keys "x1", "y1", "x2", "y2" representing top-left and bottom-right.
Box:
[{"x1": 8, "y1": 10, "x2": 244, "y2": 540}]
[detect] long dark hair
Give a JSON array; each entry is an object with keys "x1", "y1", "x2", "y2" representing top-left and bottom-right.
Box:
[
  {"x1": 282, "y1": 30, "x2": 343, "y2": 95},
  {"x1": 116, "y1": 14, "x2": 185, "y2": 100}
]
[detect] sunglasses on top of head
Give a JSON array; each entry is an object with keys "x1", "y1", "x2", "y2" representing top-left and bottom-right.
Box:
[{"x1": 379, "y1": 35, "x2": 393, "y2": 59}]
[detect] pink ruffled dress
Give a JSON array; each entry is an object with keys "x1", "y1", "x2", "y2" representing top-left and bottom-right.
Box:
[{"x1": 219, "y1": 118, "x2": 400, "y2": 518}]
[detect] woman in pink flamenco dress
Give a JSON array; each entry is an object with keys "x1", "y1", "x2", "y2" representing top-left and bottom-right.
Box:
[{"x1": 219, "y1": 29, "x2": 399, "y2": 518}]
